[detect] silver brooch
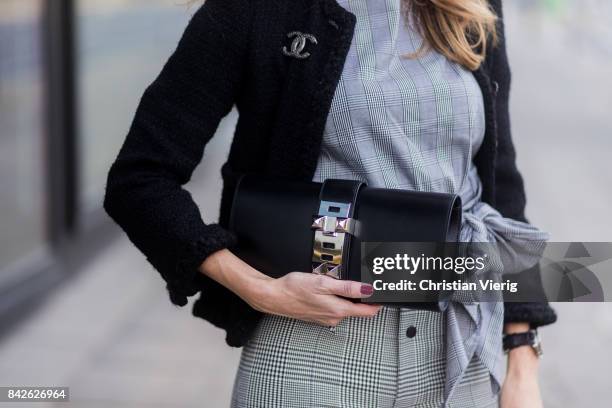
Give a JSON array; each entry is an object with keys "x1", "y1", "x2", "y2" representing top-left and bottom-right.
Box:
[{"x1": 282, "y1": 31, "x2": 318, "y2": 59}]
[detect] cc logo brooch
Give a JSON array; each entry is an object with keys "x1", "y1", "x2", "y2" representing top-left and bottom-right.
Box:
[{"x1": 282, "y1": 31, "x2": 318, "y2": 59}]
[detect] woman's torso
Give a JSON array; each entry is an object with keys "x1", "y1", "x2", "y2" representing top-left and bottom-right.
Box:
[{"x1": 312, "y1": 0, "x2": 486, "y2": 201}]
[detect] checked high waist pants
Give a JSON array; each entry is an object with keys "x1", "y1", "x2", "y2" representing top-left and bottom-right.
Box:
[{"x1": 231, "y1": 307, "x2": 499, "y2": 408}]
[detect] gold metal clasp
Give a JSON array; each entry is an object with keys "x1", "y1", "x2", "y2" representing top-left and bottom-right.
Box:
[
  {"x1": 311, "y1": 216, "x2": 356, "y2": 235},
  {"x1": 311, "y1": 214, "x2": 356, "y2": 279}
]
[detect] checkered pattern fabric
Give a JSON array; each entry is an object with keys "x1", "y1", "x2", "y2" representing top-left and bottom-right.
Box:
[
  {"x1": 232, "y1": 309, "x2": 499, "y2": 408},
  {"x1": 312, "y1": 0, "x2": 483, "y2": 193},
  {"x1": 232, "y1": 0, "x2": 549, "y2": 406}
]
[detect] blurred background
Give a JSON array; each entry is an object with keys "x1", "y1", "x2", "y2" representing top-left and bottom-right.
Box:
[{"x1": 0, "y1": 0, "x2": 610, "y2": 406}]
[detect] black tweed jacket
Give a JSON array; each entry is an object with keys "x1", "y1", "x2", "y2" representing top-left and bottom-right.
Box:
[{"x1": 104, "y1": 0, "x2": 556, "y2": 347}]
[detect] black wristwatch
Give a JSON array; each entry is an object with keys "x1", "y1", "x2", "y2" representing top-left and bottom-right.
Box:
[{"x1": 502, "y1": 329, "x2": 543, "y2": 357}]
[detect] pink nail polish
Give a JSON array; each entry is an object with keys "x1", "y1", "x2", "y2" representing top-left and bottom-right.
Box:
[{"x1": 360, "y1": 284, "x2": 374, "y2": 295}]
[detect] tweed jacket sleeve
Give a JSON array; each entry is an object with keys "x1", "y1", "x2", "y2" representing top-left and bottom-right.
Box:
[
  {"x1": 489, "y1": 0, "x2": 557, "y2": 327},
  {"x1": 104, "y1": 0, "x2": 249, "y2": 307}
]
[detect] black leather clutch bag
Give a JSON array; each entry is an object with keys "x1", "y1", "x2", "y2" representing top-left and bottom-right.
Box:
[{"x1": 228, "y1": 175, "x2": 461, "y2": 308}]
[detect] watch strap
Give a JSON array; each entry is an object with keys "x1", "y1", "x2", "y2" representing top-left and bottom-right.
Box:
[{"x1": 503, "y1": 329, "x2": 542, "y2": 356}]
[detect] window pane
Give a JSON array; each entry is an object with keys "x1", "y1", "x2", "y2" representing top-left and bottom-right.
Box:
[
  {"x1": 0, "y1": 0, "x2": 46, "y2": 274},
  {"x1": 76, "y1": 0, "x2": 193, "y2": 213}
]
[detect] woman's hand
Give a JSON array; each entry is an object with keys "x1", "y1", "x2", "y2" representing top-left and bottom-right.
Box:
[
  {"x1": 247, "y1": 272, "x2": 381, "y2": 326},
  {"x1": 200, "y1": 249, "x2": 381, "y2": 327},
  {"x1": 500, "y1": 323, "x2": 543, "y2": 408}
]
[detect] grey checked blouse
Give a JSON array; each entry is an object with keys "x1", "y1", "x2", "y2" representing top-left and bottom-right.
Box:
[
  {"x1": 231, "y1": 1, "x2": 549, "y2": 406},
  {"x1": 312, "y1": 0, "x2": 549, "y2": 401}
]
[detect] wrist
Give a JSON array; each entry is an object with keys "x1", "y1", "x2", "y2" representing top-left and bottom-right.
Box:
[
  {"x1": 503, "y1": 322, "x2": 541, "y2": 377},
  {"x1": 199, "y1": 248, "x2": 274, "y2": 308},
  {"x1": 219, "y1": 259, "x2": 274, "y2": 308},
  {"x1": 239, "y1": 273, "x2": 276, "y2": 311},
  {"x1": 507, "y1": 345, "x2": 539, "y2": 377}
]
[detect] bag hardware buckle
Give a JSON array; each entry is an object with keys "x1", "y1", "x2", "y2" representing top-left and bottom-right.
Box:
[{"x1": 310, "y1": 200, "x2": 357, "y2": 279}]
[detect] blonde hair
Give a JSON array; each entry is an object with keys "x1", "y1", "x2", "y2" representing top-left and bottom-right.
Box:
[
  {"x1": 187, "y1": 0, "x2": 498, "y2": 71},
  {"x1": 406, "y1": 0, "x2": 498, "y2": 70}
]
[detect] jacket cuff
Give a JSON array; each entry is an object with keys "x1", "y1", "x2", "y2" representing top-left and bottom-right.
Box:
[
  {"x1": 166, "y1": 223, "x2": 237, "y2": 307},
  {"x1": 504, "y1": 302, "x2": 557, "y2": 328}
]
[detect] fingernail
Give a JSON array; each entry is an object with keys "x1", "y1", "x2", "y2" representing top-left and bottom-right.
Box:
[{"x1": 360, "y1": 284, "x2": 373, "y2": 295}]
